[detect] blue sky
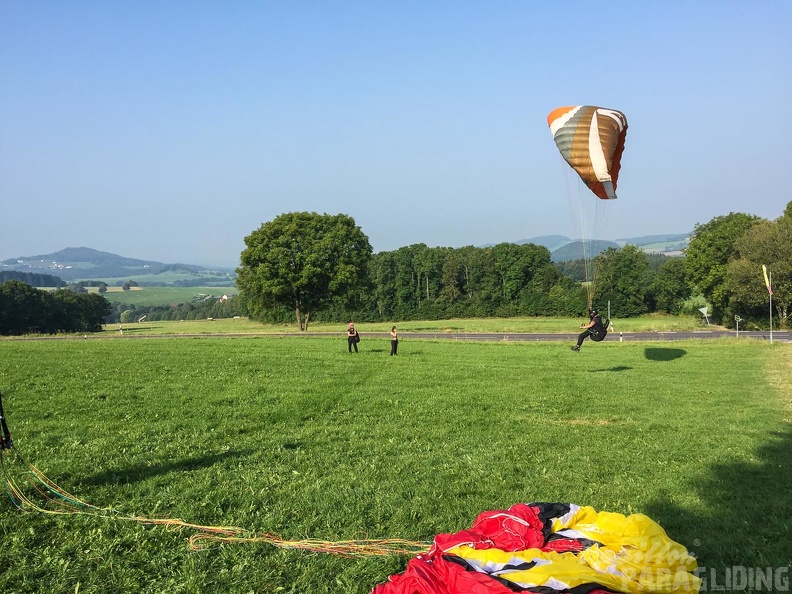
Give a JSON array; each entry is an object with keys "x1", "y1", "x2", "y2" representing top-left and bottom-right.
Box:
[{"x1": 2, "y1": 2, "x2": 790, "y2": 267}]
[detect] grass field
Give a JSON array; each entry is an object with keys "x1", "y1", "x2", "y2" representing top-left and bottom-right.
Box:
[
  {"x1": 100, "y1": 313, "x2": 721, "y2": 337},
  {"x1": 0, "y1": 335, "x2": 790, "y2": 593}
]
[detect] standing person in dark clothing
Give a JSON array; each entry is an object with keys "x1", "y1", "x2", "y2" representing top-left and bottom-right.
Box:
[
  {"x1": 347, "y1": 323, "x2": 360, "y2": 353},
  {"x1": 571, "y1": 309, "x2": 607, "y2": 351},
  {"x1": 390, "y1": 326, "x2": 398, "y2": 356}
]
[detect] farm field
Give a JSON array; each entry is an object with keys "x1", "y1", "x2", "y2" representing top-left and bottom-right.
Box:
[
  {"x1": 92, "y1": 286, "x2": 237, "y2": 307},
  {"x1": 0, "y1": 336, "x2": 789, "y2": 593}
]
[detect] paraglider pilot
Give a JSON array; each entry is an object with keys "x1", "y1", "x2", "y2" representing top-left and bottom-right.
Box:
[{"x1": 571, "y1": 309, "x2": 606, "y2": 352}]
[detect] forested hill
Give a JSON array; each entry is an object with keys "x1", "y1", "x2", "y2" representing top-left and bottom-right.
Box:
[
  {"x1": 0, "y1": 270, "x2": 66, "y2": 287},
  {"x1": 550, "y1": 240, "x2": 620, "y2": 262},
  {"x1": 0, "y1": 247, "x2": 232, "y2": 283}
]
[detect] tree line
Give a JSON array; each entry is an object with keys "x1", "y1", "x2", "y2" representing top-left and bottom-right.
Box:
[
  {"x1": 685, "y1": 203, "x2": 791, "y2": 328},
  {"x1": 1, "y1": 202, "x2": 788, "y2": 334},
  {"x1": 0, "y1": 270, "x2": 66, "y2": 287},
  {"x1": 100, "y1": 243, "x2": 681, "y2": 327},
  {"x1": 233, "y1": 213, "x2": 691, "y2": 328},
  {"x1": 236, "y1": 204, "x2": 791, "y2": 331},
  {"x1": 0, "y1": 281, "x2": 112, "y2": 335},
  {"x1": 322, "y1": 242, "x2": 678, "y2": 323},
  {"x1": 238, "y1": 241, "x2": 703, "y2": 327}
]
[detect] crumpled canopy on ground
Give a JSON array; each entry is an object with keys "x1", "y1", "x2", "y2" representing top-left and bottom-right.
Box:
[{"x1": 372, "y1": 502, "x2": 700, "y2": 594}]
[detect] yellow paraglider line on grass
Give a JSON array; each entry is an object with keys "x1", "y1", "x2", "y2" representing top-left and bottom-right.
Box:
[
  {"x1": 0, "y1": 446, "x2": 430, "y2": 557},
  {"x1": 0, "y1": 386, "x2": 428, "y2": 559}
]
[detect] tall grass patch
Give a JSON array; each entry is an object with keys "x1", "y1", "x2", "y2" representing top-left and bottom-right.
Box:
[{"x1": 0, "y1": 337, "x2": 789, "y2": 593}]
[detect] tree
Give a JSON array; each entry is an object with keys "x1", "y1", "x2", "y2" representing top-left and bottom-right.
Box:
[
  {"x1": 392, "y1": 245, "x2": 420, "y2": 319},
  {"x1": 593, "y1": 245, "x2": 652, "y2": 317},
  {"x1": 492, "y1": 243, "x2": 528, "y2": 302},
  {"x1": 726, "y1": 203, "x2": 792, "y2": 329},
  {"x1": 65, "y1": 283, "x2": 87, "y2": 294},
  {"x1": 413, "y1": 245, "x2": 444, "y2": 303},
  {"x1": 548, "y1": 276, "x2": 587, "y2": 317},
  {"x1": 51, "y1": 290, "x2": 112, "y2": 332},
  {"x1": 651, "y1": 257, "x2": 691, "y2": 314},
  {"x1": 0, "y1": 281, "x2": 50, "y2": 335},
  {"x1": 0, "y1": 281, "x2": 111, "y2": 335},
  {"x1": 236, "y1": 212, "x2": 372, "y2": 330},
  {"x1": 456, "y1": 246, "x2": 501, "y2": 316},
  {"x1": 685, "y1": 212, "x2": 761, "y2": 324},
  {"x1": 368, "y1": 251, "x2": 397, "y2": 319},
  {"x1": 439, "y1": 248, "x2": 465, "y2": 305},
  {"x1": 522, "y1": 261, "x2": 565, "y2": 316},
  {"x1": 490, "y1": 243, "x2": 553, "y2": 315}
]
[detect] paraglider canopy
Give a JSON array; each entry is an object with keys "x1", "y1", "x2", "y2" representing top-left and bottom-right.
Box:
[{"x1": 547, "y1": 105, "x2": 628, "y2": 200}]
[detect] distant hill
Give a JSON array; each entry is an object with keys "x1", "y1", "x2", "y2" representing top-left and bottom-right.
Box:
[
  {"x1": 516, "y1": 232, "x2": 690, "y2": 261},
  {"x1": 614, "y1": 233, "x2": 690, "y2": 246},
  {"x1": 506, "y1": 232, "x2": 690, "y2": 262},
  {"x1": 515, "y1": 235, "x2": 573, "y2": 252},
  {"x1": 1, "y1": 247, "x2": 235, "y2": 285},
  {"x1": 550, "y1": 240, "x2": 620, "y2": 262},
  {"x1": 615, "y1": 233, "x2": 690, "y2": 256}
]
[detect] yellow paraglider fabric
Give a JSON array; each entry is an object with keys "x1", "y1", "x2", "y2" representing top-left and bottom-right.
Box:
[
  {"x1": 373, "y1": 503, "x2": 700, "y2": 594},
  {"x1": 446, "y1": 506, "x2": 699, "y2": 593}
]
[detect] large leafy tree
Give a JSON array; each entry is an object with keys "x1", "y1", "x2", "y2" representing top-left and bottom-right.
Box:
[
  {"x1": 392, "y1": 246, "x2": 420, "y2": 319},
  {"x1": 459, "y1": 246, "x2": 501, "y2": 315},
  {"x1": 726, "y1": 202, "x2": 792, "y2": 328},
  {"x1": 236, "y1": 212, "x2": 372, "y2": 330},
  {"x1": 685, "y1": 212, "x2": 760, "y2": 324},
  {"x1": 368, "y1": 251, "x2": 398, "y2": 320},
  {"x1": 491, "y1": 243, "x2": 553, "y2": 303},
  {"x1": 592, "y1": 245, "x2": 652, "y2": 317},
  {"x1": 438, "y1": 248, "x2": 466, "y2": 305},
  {"x1": 651, "y1": 257, "x2": 691, "y2": 314}
]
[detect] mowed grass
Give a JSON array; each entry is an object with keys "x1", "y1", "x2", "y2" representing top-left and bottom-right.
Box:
[
  {"x1": 0, "y1": 336, "x2": 790, "y2": 593},
  {"x1": 101, "y1": 313, "x2": 717, "y2": 336}
]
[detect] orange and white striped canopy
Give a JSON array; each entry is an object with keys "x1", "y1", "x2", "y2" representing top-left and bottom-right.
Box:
[{"x1": 547, "y1": 105, "x2": 628, "y2": 200}]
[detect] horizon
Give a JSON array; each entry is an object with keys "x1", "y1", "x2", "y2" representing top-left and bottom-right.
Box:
[
  {"x1": 0, "y1": 228, "x2": 691, "y2": 269},
  {"x1": 2, "y1": 229, "x2": 691, "y2": 270}
]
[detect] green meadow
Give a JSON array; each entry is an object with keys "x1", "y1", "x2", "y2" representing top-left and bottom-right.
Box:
[
  {"x1": 0, "y1": 334, "x2": 789, "y2": 593},
  {"x1": 103, "y1": 314, "x2": 715, "y2": 336}
]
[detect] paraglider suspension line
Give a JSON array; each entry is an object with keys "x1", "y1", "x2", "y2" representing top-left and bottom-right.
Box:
[{"x1": 0, "y1": 389, "x2": 429, "y2": 557}]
